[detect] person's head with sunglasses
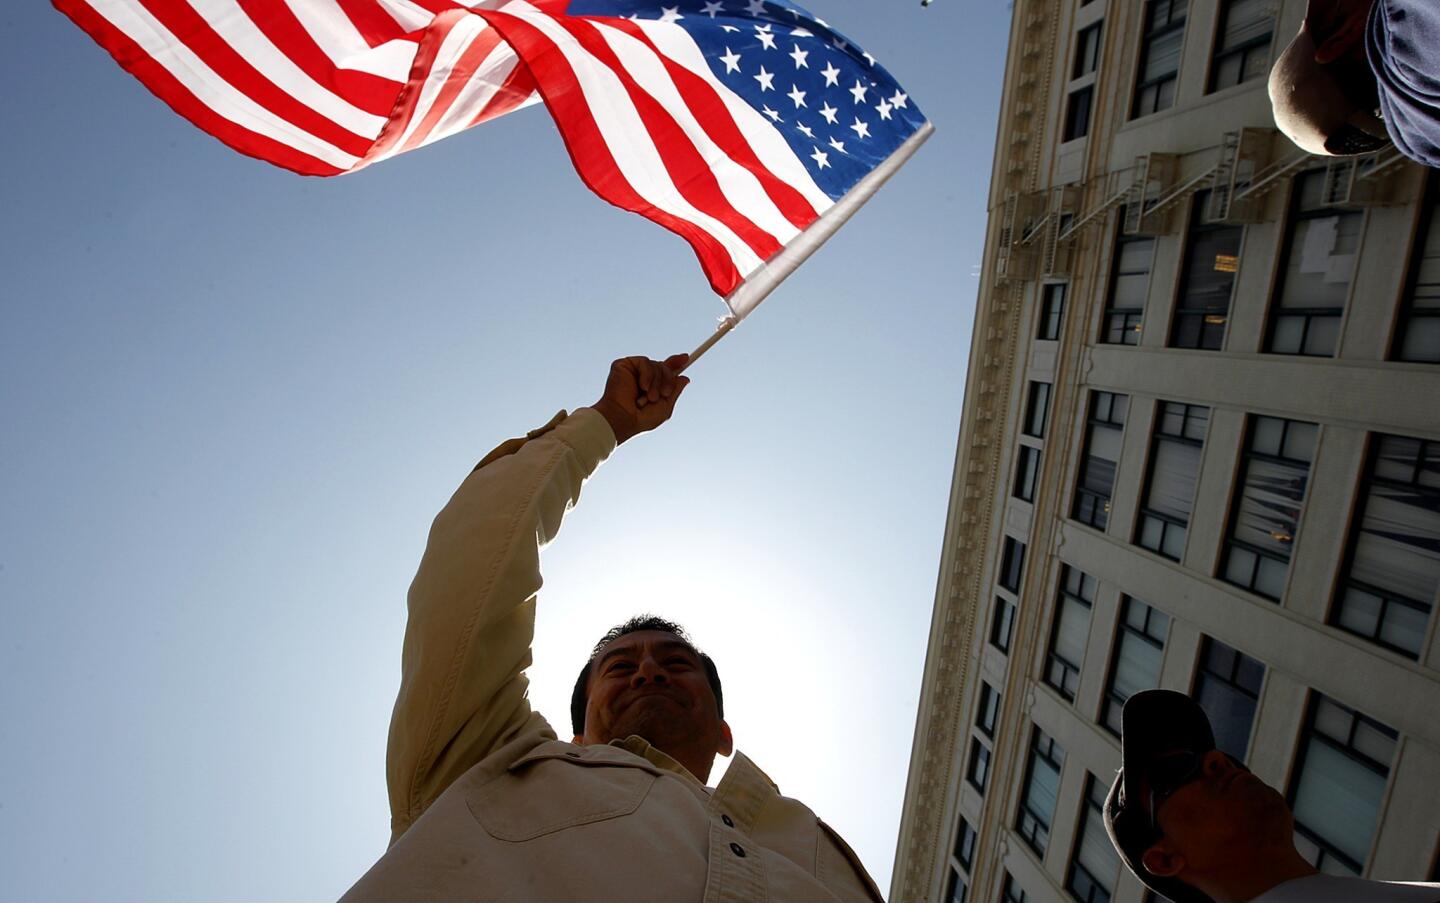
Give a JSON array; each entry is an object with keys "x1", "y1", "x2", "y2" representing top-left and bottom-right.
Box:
[{"x1": 1102, "y1": 690, "x2": 1313, "y2": 903}]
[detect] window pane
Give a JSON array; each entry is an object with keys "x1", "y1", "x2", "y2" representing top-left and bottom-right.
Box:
[
  {"x1": 1292, "y1": 741, "x2": 1387, "y2": 867},
  {"x1": 1395, "y1": 189, "x2": 1440, "y2": 363},
  {"x1": 1193, "y1": 637, "x2": 1264, "y2": 761}
]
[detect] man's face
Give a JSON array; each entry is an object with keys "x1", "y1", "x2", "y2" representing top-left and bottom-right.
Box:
[
  {"x1": 577, "y1": 630, "x2": 731, "y2": 759},
  {"x1": 1142, "y1": 749, "x2": 1293, "y2": 880}
]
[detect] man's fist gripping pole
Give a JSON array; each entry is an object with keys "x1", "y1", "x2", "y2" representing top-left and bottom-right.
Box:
[{"x1": 590, "y1": 354, "x2": 690, "y2": 445}]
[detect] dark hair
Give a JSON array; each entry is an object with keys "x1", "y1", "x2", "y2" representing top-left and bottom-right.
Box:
[{"x1": 570, "y1": 615, "x2": 723, "y2": 736}]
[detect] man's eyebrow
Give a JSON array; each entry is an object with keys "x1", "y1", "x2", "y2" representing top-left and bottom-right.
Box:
[{"x1": 595, "y1": 639, "x2": 697, "y2": 668}]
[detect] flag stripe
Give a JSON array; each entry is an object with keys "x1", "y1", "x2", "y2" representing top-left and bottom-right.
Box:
[
  {"x1": 335, "y1": 0, "x2": 411, "y2": 46},
  {"x1": 187, "y1": 0, "x2": 390, "y2": 135},
  {"x1": 398, "y1": 16, "x2": 507, "y2": 151},
  {"x1": 633, "y1": 18, "x2": 832, "y2": 214},
  {"x1": 358, "y1": 7, "x2": 470, "y2": 164},
  {"x1": 128, "y1": 0, "x2": 376, "y2": 155},
  {"x1": 483, "y1": 7, "x2": 745, "y2": 293},
  {"x1": 563, "y1": 17, "x2": 783, "y2": 259},
  {"x1": 605, "y1": 18, "x2": 818, "y2": 231},
  {"x1": 237, "y1": 0, "x2": 402, "y2": 116},
  {"x1": 594, "y1": 20, "x2": 808, "y2": 242},
  {"x1": 468, "y1": 58, "x2": 538, "y2": 126},
  {"x1": 284, "y1": 0, "x2": 418, "y2": 80},
  {"x1": 56, "y1": 0, "x2": 345, "y2": 174}
]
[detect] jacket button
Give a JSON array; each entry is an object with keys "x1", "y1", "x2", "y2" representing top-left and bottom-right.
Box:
[
  {"x1": 721, "y1": 814, "x2": 734, "y2": 828},
  {"x1": 729, "y1": 842, "x2": 746, "y2": 858}
]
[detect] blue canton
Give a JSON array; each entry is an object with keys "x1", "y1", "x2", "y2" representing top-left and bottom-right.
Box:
[{"x1": 564, "y1": 0, "x2": 927, "y2": 201}]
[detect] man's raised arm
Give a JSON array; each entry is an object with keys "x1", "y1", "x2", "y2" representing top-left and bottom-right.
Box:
[{"x1": 385, "y1": 354, "x2": 690, "y2": 841}]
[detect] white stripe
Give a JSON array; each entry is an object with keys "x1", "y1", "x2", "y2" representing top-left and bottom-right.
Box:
[
  {"x1": 426, "y1": 48, "x2": 529, "y2": 140},
  {"x1": 283, "y1": 0, "x2": 415, "y2": 80},
  {"x1": 593, "y1": 21, "x2": 800, "y2": 248},
  {"x1": 635, "y1": 18, "x2": 831, "y2": 216},
  {"x1": 377, "y1": 0, "x2": 436, "y2": 32},
  {"x1": 187, "y1": 0, "x2": 388, "y2": 137},
  {"x1": 389, "y1": 14, "x2": 488, "y2": 150},
  {"x1": 92, "y1": 0, "x2": 360, "y2": 169},
  {"x1": 510, "y1": 6, "x2": 765, "y2": 275}
]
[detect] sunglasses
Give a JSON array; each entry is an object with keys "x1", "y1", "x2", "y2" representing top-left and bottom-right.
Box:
[{"x1": 1144, "y1": 750, "x2": 1206, "y2": 834}]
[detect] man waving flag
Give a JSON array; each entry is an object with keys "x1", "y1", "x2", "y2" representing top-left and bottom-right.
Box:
[{"x1": 57, "y1": 0, "x2": 930, "y2": 319}]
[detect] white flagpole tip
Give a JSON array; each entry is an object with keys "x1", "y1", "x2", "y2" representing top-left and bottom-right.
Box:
[{"x1": 679, "y1": 315, "x2": 739, "y2": 374}]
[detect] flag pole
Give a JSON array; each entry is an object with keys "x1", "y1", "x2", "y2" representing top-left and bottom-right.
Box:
[{"x1": 679, "y1": 315, "x2": 738, "y2": 373}]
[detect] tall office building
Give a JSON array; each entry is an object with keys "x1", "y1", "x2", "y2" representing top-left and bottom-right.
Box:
[{"x1": 891, "y1": 1, "x2": 1440, "y2": 901}]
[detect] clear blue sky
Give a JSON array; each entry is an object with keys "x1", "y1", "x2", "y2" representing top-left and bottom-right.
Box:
[{"x1": 0, "y1": 2, "x2": 1007, "y2": 899}]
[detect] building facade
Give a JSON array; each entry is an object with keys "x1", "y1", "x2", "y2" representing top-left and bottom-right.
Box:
[{"x1": 891, "y1": 1, "x2": 1440, "y2": 902}]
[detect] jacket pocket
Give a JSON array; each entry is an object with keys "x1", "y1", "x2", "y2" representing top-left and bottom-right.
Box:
[{"x1": 466, "y1": 749, "x2": 659, "y2": 842}]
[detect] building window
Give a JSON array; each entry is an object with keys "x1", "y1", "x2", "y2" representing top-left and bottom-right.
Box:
[
  {"x1": 1046, "y1": 566, "x2": 1097, "y2": 701},
  {"x1": 1208, "y1": 0, "x2": 1277, "y2": 92},
  {"x1": 1170, "y1": 192, "x2": 1242, "y2": 350},
  {"x1": 1192, "y1": 636, "x2": 1265, "y2": 761},
  {"x1": 1332, "y1": 434, "x2": 1440, "y2": 659},
  {"x1": 991, "y1": 597, "x2": 1017, "y2": 653},
  {"x1": 1221, "y1": 416, "x2": 1318, "y2": 601},
  {"x1": 1015, "y1": 445, "x2": 1043, "y2": 503},
  {"x1": 1135, "y1": 402, "x2": 1210, "y2": 561},
  {"x1": 1266, "y1": 171, "x2": 1363, "y2": 357},
  {"x1": 1024, "y1": 381, "x2": 1053, "y2": 438},
  {"x1": 1073, "y1": 392, "x2": 1129, "y2": 530},
  {"x1": 1289, "y1": 694, "x2": 1398, "y2": 875},
  {"x1": 977, "y1": 681, "x2": 1002, "y2": 738},
  {"x1": 1394, "y1": 181, "x2": 1440, "y2": 363},
  {"x1": 1067, "y1": 775, "x2": 1123, "y2": 903},
  {"x1": 1000, "y1": 536, "x2": 1027, "y2": 593},
  {"x1": 1103, "y1": 230, "x2": 1154, "y2": 345},
  {"x1": 1002, "y1": 873, "x2": 1029, "y2": 903},
  {"x1": 1132, "y1": 0, "x2": 1187, "y2": 117},
  {"x1": 954, "y1": 816, "x2": 978, "y2": 872},
  {"x1": 1017, "y1": 727, "x2": 1066, "y2": 857},
  {"x1": 1064, "y1": 86, "x2": 1095, "y2": 142},
  {"x1": 945, "y1": 869, "x2": 969, "y2": 903},
  {"x1": 967, "y1": 737, "x2": 992, "y2": 793},
  {"x1": 1039, "y1": 283, "x2": 1066, "y2": 340},
  {"x1": 1101, "y1": 597, "x2": 1171, "y2": 736},
  {"x1": 1074, "y1": 22, "x2": 1103, "y2": 78}
]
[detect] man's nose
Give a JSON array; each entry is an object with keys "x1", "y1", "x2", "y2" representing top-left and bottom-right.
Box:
[
  {"x1": 633, "y1": 657, "x2": 669, "y2": 685},
  {"x1": 1201, "y1": 748, "x2": 1236, "y2": 781}
]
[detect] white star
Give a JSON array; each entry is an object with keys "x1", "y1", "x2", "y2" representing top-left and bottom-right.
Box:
[
  {"x1": 849, "y1": 116, "x2": 870, "y2": 139},
  {"x1": 719, "y1": 47, "x2": 742, "y2": 73},
  {"x1": 796, "y1": 122, "x2": 815, "y2": 138},
  {"x1": 820, "y1": 62, "x2": 841, "y2": 87},
  {"x1": 818, "y1": 101, "x2": 839, "y2": 124},
  {"x1": 720, "y1": 24, "x2": 740, "y2": 32},
  {"x1": 862, "y1": 51, "x2": 876, "y2": 66},
  {"x1": 658, "y1": 5, "x2": 683, "y2": 23},
  {"x1": 761, "y1": 105, "x2": 782, "y2": 122},
  {"x1": 745, "y1": 0, "x2": 766, "y2": 13},
  {"x1": 754, "y1": 65, "x2": 775, "y2": 91},
  {"x1": 890, "y1": 90, "x2": 908, "y2": 109},
  {"x1": 831, "y1": 37, "x2": 848, "y2": 51},
  {"x1": 789, "y1": 44, "x2": 809, "y2": 68},
  {"x1": 787, "y1": 84, "x2": 807, "y2": 108},
  {"x1": 815, "y1": 17, "x2": 828, "y2": 26},
  {"x1": 790, "y1": 26, "x2": 812, "y2": 37},
  {"x1": 810, "y1": 146, "x2": 830, "y2": 169},
  {"x1": 828, "y1": 136, "x2": 847, "y2": 153},
  {"x1": 849, "y1": 79, "x2": 868, "y2": 103},
  {"x1": 701, "y1": 0, "x2": 725, "y2": 17},
  {"x1": 756, "y1": 27, "x2": 777, "y2": 50},
  {"x1": 875, "y1": 98, "x2": 893, "y2": 120}
]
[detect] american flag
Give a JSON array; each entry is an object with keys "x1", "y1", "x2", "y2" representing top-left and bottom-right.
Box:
[{"x1": 56, "y1": 0, "x2": 930, "y2": 312}]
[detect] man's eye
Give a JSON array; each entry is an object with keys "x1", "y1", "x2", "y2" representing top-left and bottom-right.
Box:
[
  {"x1": 607, "y1": 662, "x2": 634, "y2": 673},
  {"x1": 665, "y1": 658, "x2": 692, "y2": 668}
]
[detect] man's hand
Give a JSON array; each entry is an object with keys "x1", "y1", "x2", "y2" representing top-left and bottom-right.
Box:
[{"x1": 591, "y1": 354, "x2": 691, "y2": 445}]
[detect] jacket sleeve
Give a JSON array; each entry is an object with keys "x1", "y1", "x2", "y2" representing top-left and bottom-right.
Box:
[{"x1": 385, "y1": 407, "x2": 617, "y2": 840}]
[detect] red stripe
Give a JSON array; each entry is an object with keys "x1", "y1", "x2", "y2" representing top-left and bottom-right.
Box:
[
  {"x1": 356, "y1": 8, "x2": 468, "y2": 165},
  {"x1": 606, "y1": 18, "x2": 818, "y2": 231},
  {"x1": 470, "y1": 59, "x2": 536, "y2": 126},
  {"x1": 131, "y1": 0, "x2": 374, "y2": 157},
  {"x1": 52, "y1": 0, "x2": 344, "y2": 175},
  {"x1": 235, "y1": 0, "x2": 402, "y2": 118},
  {"x1": 562, "y1": 17, "x2": 781, "y2": 260},
  {"x1": 479, "y1": 9, "x2": 742, "y2": 295},
  {"x1": 334, "y1": 0, "x2": 410, "y2": 47},
  {"x1": 399, "y1": 21, "x2": 505, "y2": 151}
]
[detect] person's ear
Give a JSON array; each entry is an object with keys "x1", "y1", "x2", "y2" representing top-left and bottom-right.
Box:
[
  {"x1": 1312, "y1": 11, "x2": 1369, "y2": 64},
  {"x1": 1141, "y1": 840, "x2": 1185, "y2": 879},
  {"x1": 718, "y1": 720, "x2": 734, "y2": 757}
]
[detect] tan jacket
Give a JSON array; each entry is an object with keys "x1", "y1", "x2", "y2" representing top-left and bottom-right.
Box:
[{"x1": 342, "y1": 408, "x2": 884, "y2": 902}]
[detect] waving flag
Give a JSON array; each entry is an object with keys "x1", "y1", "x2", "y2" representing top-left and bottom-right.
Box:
[{"x1": 56, "y1": 0, "x2": 930, "y2": 316}]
